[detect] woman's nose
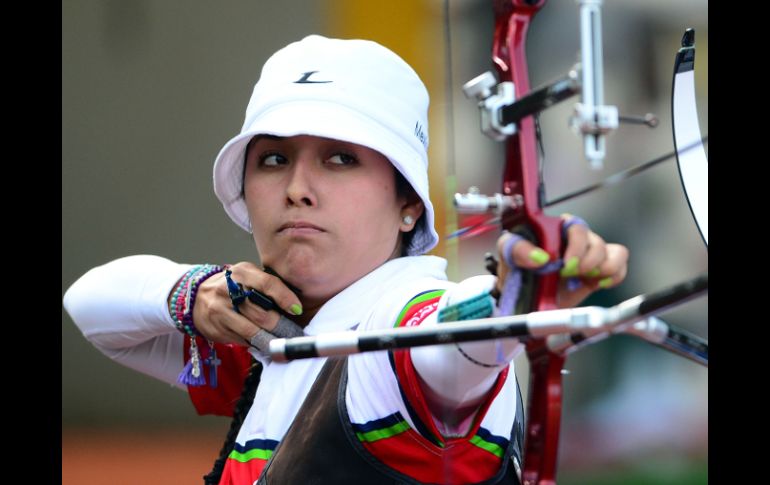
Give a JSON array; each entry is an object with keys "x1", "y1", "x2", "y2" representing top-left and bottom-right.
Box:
[{"x1": 285, "y1": 159, "x2": 316, "y2": 207}]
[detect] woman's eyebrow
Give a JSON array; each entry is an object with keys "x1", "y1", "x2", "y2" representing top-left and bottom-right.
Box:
[{"x1": 248, "y1": 134, "x2": 286, "y2": 149}]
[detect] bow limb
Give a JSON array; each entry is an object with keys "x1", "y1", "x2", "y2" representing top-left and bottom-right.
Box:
[
  {"x1": 493, "y1": 0, "x2": 562, "y2": 311},
  {"x1": 672, "y1": 28, "x2": 708, "y2": 247}
]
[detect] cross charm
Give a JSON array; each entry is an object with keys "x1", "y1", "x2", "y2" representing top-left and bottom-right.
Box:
[{"x1": 204, "y1": 347, "x2": 222, "y2": 388}]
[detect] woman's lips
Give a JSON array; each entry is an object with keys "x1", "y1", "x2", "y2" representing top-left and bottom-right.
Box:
[{"x1": 278, "y1": 221, "x2": 325, "y2": 235}]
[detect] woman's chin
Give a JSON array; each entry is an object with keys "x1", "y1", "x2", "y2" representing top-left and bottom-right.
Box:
[
  {"x1": 281, "y1": 265, "x2": 352, "y2": 305},
  {"x1": 263, "y1": 247, "x2": 360, "y2": 304},
  {"x1": 270, "y1": 257, "x2": 331, "y2": 293}
]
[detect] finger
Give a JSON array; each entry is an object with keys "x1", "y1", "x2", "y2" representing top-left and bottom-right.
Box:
[
  {"x1": 229, "y1": 262, "x2": 303, "y2": 316},
  {"x1": 587, "y1": 243, "x2": 629, "y2": 289},
  {"x1": 194, "y1": 310, "x2": 250, "y2": 345},
  {"x1": 497, "y1": 232, "x2": 551, "y2": 270},
  {"x1": 238, "y1": 300, "x2": 281, "y2": 332},
  {"x1": 207, "y1": 301, "x2": 278, "y2": 344},
  {"x1": 216, "y1": 326, "x2": 251, "y2": 346},
  {"x1": 572, "y1": 243, "x2": 629, "y2": 294},
  {"x1": 556, "y1": 266, "x2": 615, "y2": 309},
  {"x1": 560, "y1": 214, "x2": 590, "y2": 277},
  {"x1": 556, "y1": 243, "x2": 629, "y2": 308},
  {"x1": 573, "y1": 231, "x2": 607, "y2": 277}
]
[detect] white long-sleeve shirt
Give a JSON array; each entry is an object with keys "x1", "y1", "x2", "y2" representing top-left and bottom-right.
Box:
[{"x1": 63, "y1": 254, "x2": 523, "y2": 484}]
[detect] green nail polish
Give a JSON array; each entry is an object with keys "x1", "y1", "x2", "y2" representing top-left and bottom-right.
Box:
[
  {"x1": 599, "y1": 277, "x2": 613, "y2": 289},
  {"x1": 586, "y1": 267, "x2": 601, "y2": 278},
  {"x1": 560, "y1": 256, "x2": 579, "y2": 277},
  {"x1": 290, "y1": 303, "x2": 303, "y2": 315},
  {"x1": 529, "y1": 249, "x2": 550, "y2": 265}
]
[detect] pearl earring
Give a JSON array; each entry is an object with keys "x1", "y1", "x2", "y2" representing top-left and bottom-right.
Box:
[{"x1": 402, "y1": 215, "x2": 414, "y2": 225}]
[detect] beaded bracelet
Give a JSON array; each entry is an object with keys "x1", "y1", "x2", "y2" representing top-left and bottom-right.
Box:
[
  {"x1": 168, "y1": 264, "x2": 202, "y2": 331},
  {"x1": 174, "y1": 264, "x2": 225, "y2": 387},
  {"x1": 171, "y1": 264, "x2": 221, "y2": 333}
]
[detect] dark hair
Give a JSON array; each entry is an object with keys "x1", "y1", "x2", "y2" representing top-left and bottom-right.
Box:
[{"x1": 203, "y1": 361, "x2": 263, "y2": 485}]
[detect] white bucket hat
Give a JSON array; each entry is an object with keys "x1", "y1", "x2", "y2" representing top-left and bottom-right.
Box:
[{"x1": 212, "y1": 35, "x2": 438, "y2": 256}]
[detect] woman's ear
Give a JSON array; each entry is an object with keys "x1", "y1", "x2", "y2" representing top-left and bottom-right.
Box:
[{"x1": 400, "y1": 198, "x2": 424, "y2": 231}]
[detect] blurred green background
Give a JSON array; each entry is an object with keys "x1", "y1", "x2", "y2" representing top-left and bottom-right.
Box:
[{"x1": 62, "y1": 1, "x2": 708, "y2": 483}]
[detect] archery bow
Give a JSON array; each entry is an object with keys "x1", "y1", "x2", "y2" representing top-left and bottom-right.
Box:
[
  {"x1": 457, "y1": 2, "x2": 707, "y2": 484},
  {"x1": 445, "y1": 2, "x2": 590, "y2": 482},
  {"x1": 475, "y1": 2, "x2": 576, "y2": 482}
]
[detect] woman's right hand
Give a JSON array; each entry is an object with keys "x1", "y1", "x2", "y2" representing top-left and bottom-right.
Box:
[{"x1": 189, "y1": 262, "x2": 303, "y2": 345}]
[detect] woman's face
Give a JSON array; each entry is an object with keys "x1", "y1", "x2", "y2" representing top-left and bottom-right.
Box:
[{"x1": 243, "y1": 135, "x2": 422, "y2": 307}]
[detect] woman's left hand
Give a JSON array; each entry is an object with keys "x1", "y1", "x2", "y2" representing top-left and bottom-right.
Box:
[{"x1": 496, "y1": 213, "x2": 629, "y2": 309}]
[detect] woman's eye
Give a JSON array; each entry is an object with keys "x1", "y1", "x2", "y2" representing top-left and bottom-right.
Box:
[
  {"x1": 259, "y1": 152, "x2": 287, "y2": 167},
  {"x1": 327, "y1": 153, "x2": 358, "y2": 165}
]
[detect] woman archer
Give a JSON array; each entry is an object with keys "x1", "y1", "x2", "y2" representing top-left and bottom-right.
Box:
[{"x1": 64, "y1": 34, "x2": 628, "y2": 485}]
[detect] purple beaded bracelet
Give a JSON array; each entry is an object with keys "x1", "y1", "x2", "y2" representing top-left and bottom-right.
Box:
[
  {"x1": 176, "y1": 264, "x2": 224, "y2": 387},
  {"x1": 181, "y1": 265, "x2": 224, "y2": 336}
]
